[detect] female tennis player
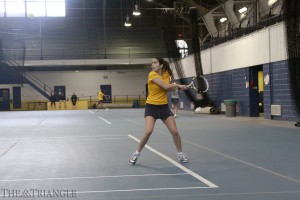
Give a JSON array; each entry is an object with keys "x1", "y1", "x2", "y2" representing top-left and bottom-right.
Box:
[
  {"x1": 129, "y1": 57, "x2": 189, "y2": 164},
  {"x1": 96, "y1": 89, "x2": 109, "y2": 112}
]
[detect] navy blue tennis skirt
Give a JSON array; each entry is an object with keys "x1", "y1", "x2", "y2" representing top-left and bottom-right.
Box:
[{"x1": 144, "y1": 103, "x2": 174, "y2": 120}]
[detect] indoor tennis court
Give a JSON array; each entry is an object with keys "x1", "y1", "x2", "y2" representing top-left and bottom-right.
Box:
[{"x1": 0, "y1": 109, "x2": 299, "y2": 200}]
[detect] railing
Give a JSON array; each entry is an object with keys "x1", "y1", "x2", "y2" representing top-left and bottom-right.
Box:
[
  {"x1": 201, "y1": 2, "x2": 284, "y2": 51},
  {"x1": 3, "y1": 46, "x2": 167, "y2": 61},
  {"x1": 2, "y1": 53, "x2": 53, "y2": 99},
  {"x1": 81, "y1": 95, "x2": 147, "y2": 108}
]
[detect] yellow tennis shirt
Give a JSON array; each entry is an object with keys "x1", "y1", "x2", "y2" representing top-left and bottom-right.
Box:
[
  {"x1": 146, "y1": 71, "x2": 170, "y2": 105},
  {"x1": 98, "y1": 91, "x2": 104, "y2": 100}
]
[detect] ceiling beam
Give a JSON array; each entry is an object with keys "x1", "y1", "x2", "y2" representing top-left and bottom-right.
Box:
[{"x1": 181, "y1": 0, "x2": 208, "y2": 15}]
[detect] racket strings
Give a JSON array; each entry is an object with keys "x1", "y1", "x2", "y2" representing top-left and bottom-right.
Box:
[
  {"x1": 188, "y1": 76, "x2": 209, "y2": 93},
  {"x1": 196, "y1": 77, "x2": 208, "y2": 92}
]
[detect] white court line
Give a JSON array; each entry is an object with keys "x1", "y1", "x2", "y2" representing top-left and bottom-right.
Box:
[
  {"x1": 89, "y1": 108, "x2": 112, "y2": 124},
  {"x1": 0, "y1": 136, "x2": 127, "y2": 142},
  {"x1": 0, "y1": 141, "x2": 19, "y2": 158},
  {"x1": 1, "y1": 189, "x2": 299, "y2": 197},
  {"x1": 155, "y1": 129, "x2": 300, "y2": 184},
  {"x1": 182, "y1": 139, "x2": 300, "y2": 184},
  {"x1": 74, "y1": 186, "x2": 213, "y2": 194},
  {"x1": 74, "y1": 190, "x2": 300, "y2": 196},
  {"x1": 0, "y1": 186, "x2": 213, "y2": 197},
  {"x1": 33, "y1": 137, "x2": 128, "y2": 142},
  {"x1": 0, "y1": 173, "x2": 188, "y2": 182},
  {"x1": 0, "y1": 135, "x2": 126, "y2": 141},
  {"x1": 97, "y1": 116, "x2": 111, "y2": 124},
  {"x1": 128, "y1": 135, "x2": 218, "y2": 188}
]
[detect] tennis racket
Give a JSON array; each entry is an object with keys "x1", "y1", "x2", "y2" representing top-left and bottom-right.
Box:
[
  {"x1": 104, "y1": 95, "x2": 111, "y2": 100},
  {"x1": 187, "y1": 75, "x2": 209, "y2": 99}
]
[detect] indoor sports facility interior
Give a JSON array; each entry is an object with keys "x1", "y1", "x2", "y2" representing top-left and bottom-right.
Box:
[{"x1": 0, "y1": 0, "x2": 300, "y2": 199}]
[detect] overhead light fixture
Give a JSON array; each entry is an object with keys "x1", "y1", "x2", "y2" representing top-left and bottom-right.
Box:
[
  {"x1": 220, "y1": 17, "x2": 227, "y2": 23},
  {"x1": 238, "y1": 7, "x2": 247, "y2": 13},
  {"x1": 125, "y1": 0, "x2": 132, "y2": 27},
  {"x1": 124, "y1": 16, "x2": 132, "y2": 27},
  {"x1": 133, "y1": 4, "x2": 141, "y2": 16},
  {"x1": 268, "y1": 0, "x2": 278, "y2": 6}
]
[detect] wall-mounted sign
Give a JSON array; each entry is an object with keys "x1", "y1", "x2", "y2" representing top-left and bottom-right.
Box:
[{"x1": 264, "y1": 73, "x2": 270, "y2": 85}]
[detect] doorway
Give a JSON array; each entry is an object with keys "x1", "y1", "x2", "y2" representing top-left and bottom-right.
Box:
[
  {"x1": 54, "y1": 86, "x2": 66, "y2": 101},
  {"x1": 258, "y1": 70, "x2": 264, "y2": 117},
  {"x1": 249, "y1": 65, "x2": 263, "y2": 117},
  {"x1": 100, "y1": 85, "x2": 112, "y2": 103},
  {"x1": 0, "y1": 88, "x2": 10, "y2": 111}
]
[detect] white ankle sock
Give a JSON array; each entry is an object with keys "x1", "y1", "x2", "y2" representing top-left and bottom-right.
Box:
[{"x1": 135, "y1": 151, "x2": 140, "y2": 155}]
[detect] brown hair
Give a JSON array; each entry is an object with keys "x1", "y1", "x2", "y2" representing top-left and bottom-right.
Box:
[{"x1": 154, "y1": 57, "x2": 174, "y2": 79}]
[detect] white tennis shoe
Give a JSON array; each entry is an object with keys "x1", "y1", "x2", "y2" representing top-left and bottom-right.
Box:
[
  {"x1": 129, "y1": 152, "x2": 139, "y2": 165},
  {"x1": 178, "y1": 153, "x2": 188, "y2": 163}
]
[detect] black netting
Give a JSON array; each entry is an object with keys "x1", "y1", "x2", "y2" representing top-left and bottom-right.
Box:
[
  {"x1": 161, "y1": 9, "x2": 217, "y2": 110},
  {"x1": 284, "y1": 0, "x2": 300, "y2": 115},
  {"x1": 161, "y1": 10, "x2": 194, "y2": 103}
]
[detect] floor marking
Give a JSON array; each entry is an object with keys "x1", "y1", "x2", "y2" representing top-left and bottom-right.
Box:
[
  {"x1": 0, "y1": 161, "x2": 72, "y2": 167},
  {"x1": 0, "y1": 187, "x2": 213, "y2": 197},
  {"x1": 0, "y1": 189, "x2": 299, "y2": 197},
  {"x1": 128, "y1": 135, "x2": 218, "y2": 188},
  {"x1": 33, "y1": 137, "x2": 128, "y2": 142},
  {"x1": 182, "y1": 139, "x2": 300, "y2": 184},
  {"x1": 74, "y1": 186, "x2": 213, "y2": 194},
  {"x1": 0, "y1": 135, "x2": 126, "y2": 140},
  {"x1": 0, "y1": 141, "x2": 19, "y2": 158},
  {"x1": 0, "y1": 173, "x2": 188, "y2": 182},
  {"x1": 154, "y1": 128, "x2": 300, "y2": 184},
  {"x1": 76, "y1": 190, "x2": 300, "y2": 196},
  {"x1": 97, "y1": 116, "x2": 111, "y2": 124}
]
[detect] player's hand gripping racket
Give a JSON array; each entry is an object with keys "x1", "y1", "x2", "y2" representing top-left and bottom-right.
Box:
[{"x1": 187, "y1": 75, "x2": 209, "y2": 99}]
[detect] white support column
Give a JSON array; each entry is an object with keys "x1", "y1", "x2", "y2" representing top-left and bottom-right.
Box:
[
  {"x1": 203, "y1": 12, "x2": 218, "y2": 37},
  {"x1": 224, "y1": 0, "x2": 239, "y2": 29}
]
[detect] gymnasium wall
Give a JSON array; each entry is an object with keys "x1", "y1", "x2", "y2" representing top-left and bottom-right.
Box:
[
  {"x1": 176, "y1": 22, "x2": 286, "y2": 77},
  {"x1": 264, "y1": 61, "x2": 300, "y2": 122},
  {"x1": 204, "y1": 68, "x2": 251, "y2": 116},
  {"x1": 174, "y1": 22, "x2": 299, "y2": 121},
  {"x1": 0, "y1": 67, "x2": 150, "y2": 102}
]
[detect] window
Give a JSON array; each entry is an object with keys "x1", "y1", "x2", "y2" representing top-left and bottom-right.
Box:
[
  {"x1": 0, "y1": 1, "x2": 4, "y2": 17},
  {"x1": 0, "y1": 0, "x2": 65, "y2": 18},
  {"x1": 6, "y1": 0, "x2": 25, "y2": 17},
  {"x1": 27, "y1": 0, "x2": 46, "y2": 17},
  {"x1": 46, "y1": 0, "x2": 65, "y2": 17},
  {"x1": 176, "y1": 40, "x2": 188, "y2": 58}
]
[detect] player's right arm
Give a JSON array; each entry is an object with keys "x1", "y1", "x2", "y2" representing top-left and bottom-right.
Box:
[{"x1": 152, "y1": 78, "x2": 187, "y2": 91}]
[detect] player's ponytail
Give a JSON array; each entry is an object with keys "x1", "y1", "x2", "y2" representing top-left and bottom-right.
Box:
[{"x1": 155, "y1": 57, "x2": 174, "y2": 79}]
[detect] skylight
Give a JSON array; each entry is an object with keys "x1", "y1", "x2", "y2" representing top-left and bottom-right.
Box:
[{"x1": 0, "y1": 0, "x2": 65, "y2": 17}]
